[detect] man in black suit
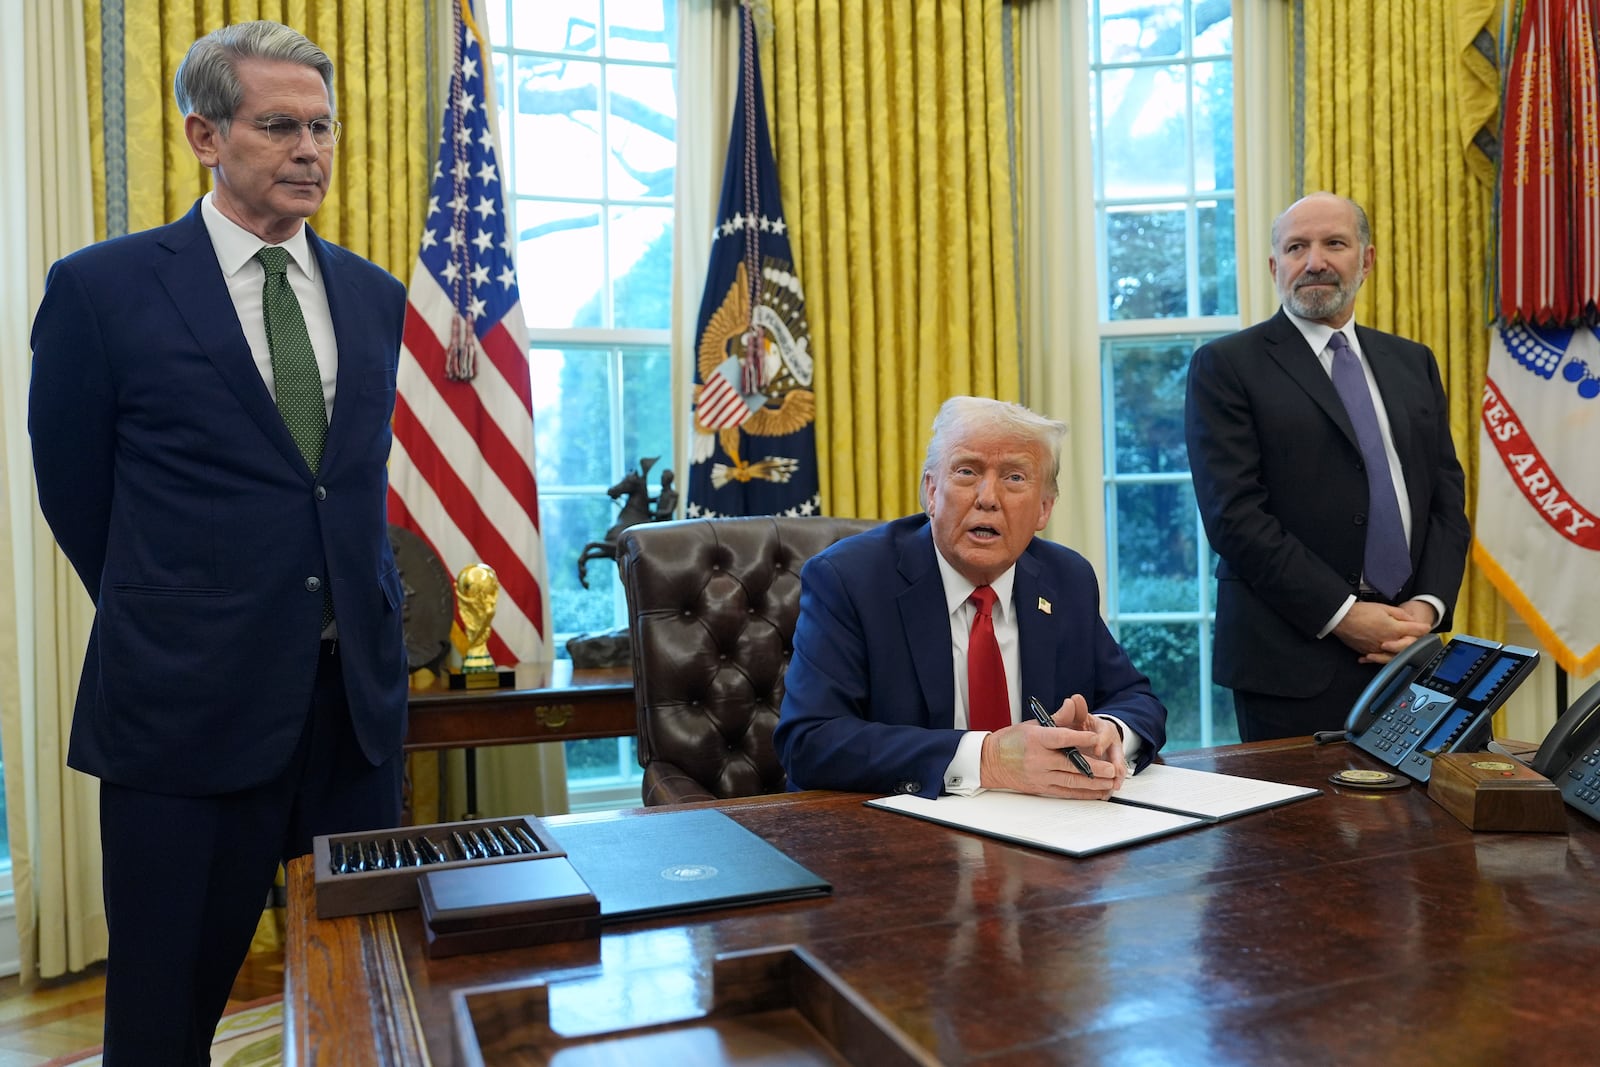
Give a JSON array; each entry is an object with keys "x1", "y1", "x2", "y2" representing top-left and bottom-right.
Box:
[
  {"x1": 29, "y1": 21, "x2": 407, "y2": 1063},
  {"x1": 1184, "y1": 193, "x2": 1470, "y2": 741}
]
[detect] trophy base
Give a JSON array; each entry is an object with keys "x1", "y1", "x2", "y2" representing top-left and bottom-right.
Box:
[{"x1": 450, "y1": 668, "x2": 518, "y2": 690}]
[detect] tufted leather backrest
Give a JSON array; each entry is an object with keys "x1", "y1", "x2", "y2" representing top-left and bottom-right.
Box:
[{"x1": 617, "y1": 515, "x2": 880, "y2": 806}]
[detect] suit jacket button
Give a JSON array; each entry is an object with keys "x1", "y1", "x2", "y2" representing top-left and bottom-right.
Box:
[
  {"x1": 1346, "y1": 573, "x2": 1361, "y2": 585},
  {"x1": 305, "y1": 576, "x2": 323, "y2": 592},
  {"x1": 1354, "y1": 513, "x2": 1366, "y2": 526},
  {"x1": 899, "y1": 780, "x2": 920, "y2": 794},
  {"x1": 315, "y1": 485, "x2": 327, "y2": 500}
]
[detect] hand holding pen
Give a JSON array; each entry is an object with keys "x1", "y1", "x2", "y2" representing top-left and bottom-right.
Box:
[{"x1": 1028, "y1": 697, "x2": 1097, "y2": 778}]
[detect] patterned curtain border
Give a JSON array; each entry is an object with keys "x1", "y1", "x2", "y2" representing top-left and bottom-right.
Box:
[{"x1": 100, "y1": 0, "x2": 127, "y2": 237}]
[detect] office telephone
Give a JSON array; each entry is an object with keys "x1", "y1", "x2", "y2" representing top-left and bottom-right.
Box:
[
  {"x1": 1530, "y1": 678, "x2": 1600, "y2": 822},
  {"x1": 1343, "y1": 634, "x2": 1540, "y2": 784}
]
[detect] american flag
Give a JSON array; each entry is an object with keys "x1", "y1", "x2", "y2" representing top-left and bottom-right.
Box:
[{"x1": 388, "y1": 0, "x2": 550, "y2": 667}]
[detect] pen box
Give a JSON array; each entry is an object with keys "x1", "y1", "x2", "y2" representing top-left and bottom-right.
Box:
[
  {"x1": 311, "y1": 814, "x2": 564, "y2": 919},
  {"x1": 419, "y1": 856, "x2": 600, "y2": 958}
]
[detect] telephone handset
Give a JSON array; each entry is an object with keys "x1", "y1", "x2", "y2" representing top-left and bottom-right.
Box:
[
  {"x1": 1342, "y1": 633, "x2": 1540, "y2": 784},
  {"x1": 1530, "y1": 678, "x2": 1600, "y2": 821}
]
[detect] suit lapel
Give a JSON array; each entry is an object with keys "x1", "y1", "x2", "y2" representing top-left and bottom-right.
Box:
[
  {"x1": 1355, "y1": 326, "x2": 1414, "y2": 457},
  {"x1": 154, "y1": 203, "x2": 313, "y2": 479},
  {"x1": 1356, "y1": 325, "x2": 1424, "y2": 535},
  {"x1": 896, "y1": 523, "x2": 958, "y2": 729},
  {"x1": 1013, "y1": 548, "x2": 1056, "y2": 710},
  {"x1": 1262, "y1": 309, "x2": 1359, "y2": 451},
  {"x1": 311, "y1": 230, "x2": 360, "y2": 474}
]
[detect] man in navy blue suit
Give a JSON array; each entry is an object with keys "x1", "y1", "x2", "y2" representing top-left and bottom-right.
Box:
[
  {"x1": 775, "y1": 396, "x2": 1166, "y2": 799},
  {"x1": 29, "y1": 21, "x2": 407, "y2": 1064}
]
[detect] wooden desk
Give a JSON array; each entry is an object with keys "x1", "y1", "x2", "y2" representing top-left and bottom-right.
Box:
[
  {"x1": 285, "y1": 738, "x2": 1600, "y2": 1064},
  {"x1": 404, "y1": 662, "x2": 634, "y2": 750}
]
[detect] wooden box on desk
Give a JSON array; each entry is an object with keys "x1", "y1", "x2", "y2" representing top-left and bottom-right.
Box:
[
  {"x1": 311, "y1": 815, "x2": 564, "y2": 919},
  {"x1": 420, "y1": 856, "x2": 600, "y2": 959},
  {"x1": 1427, "y1": 753, "x2": 1567, "y2": 832}
]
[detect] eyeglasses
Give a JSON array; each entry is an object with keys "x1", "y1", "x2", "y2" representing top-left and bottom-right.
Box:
[{"x1": 249, "y1": 117, "x2": 343, "y2": 147}]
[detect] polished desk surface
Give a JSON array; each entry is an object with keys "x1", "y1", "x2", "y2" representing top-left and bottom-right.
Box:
[
  {"x1": 405, "y1": 661, "x2": 634, "y2": 750},
  {"x1": 285, "y1": 738, "x2": 1600, "y2": 1064}
]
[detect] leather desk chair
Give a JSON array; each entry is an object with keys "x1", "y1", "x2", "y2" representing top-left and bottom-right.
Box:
[{"x1": 617, "y1": 515, "x2": 879, "y2": 805}]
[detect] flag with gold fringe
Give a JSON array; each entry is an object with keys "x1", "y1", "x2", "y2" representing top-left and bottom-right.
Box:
[
  {"x1": 1475, "y1": 0, "x2": 1600, "y2": 675},
  {"x1": 388, "y1": 0, "x2": 551, "y2": 666},
  {"x1": 687, "y1": 1, "x2": 819, "y2": 519}
]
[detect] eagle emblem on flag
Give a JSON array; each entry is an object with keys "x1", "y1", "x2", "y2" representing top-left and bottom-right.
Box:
[
  {"x1": 693, "y1": 257, "x2": 815, "y2": 489},
  {"x1": 686, "y1": 1, "x2": 820, "y2": 519}
]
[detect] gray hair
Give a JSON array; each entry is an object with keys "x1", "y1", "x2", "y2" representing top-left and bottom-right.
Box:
[
  {"x1": 1270, "y1": 192, "x2": 1370, "y2": 252},
  {"x1": 174, "y1": 21, "x2": 335, "y2": 132},
  {"x1": 920, "y1": 396, "x2": 1067, "y2": 508}
]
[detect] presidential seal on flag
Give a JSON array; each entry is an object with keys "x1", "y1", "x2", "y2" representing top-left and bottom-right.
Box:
[
  {"x1": 693, "y1": 256, "x2": 815, "y2": 489},
  {"x1": 1474, "y1": 322, "x2": 1600, "y2": 675},
  {"x1": 686, "y1": 0, "x2": 820, "y2": 520}
]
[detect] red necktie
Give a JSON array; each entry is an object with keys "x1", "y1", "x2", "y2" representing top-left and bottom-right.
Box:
[{"x1": 967, "y1": 585, "x2": 1010, "y2": 731}]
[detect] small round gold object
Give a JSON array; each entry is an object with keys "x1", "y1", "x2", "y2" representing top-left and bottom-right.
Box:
[{"x1": 1469, "y1": 760, "x2": 1516, "y2": 772}]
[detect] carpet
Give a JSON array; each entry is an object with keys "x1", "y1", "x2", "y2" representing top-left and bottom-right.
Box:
[{"x1": 43, "y1": 996, "x2": 283, "y2": 1067}]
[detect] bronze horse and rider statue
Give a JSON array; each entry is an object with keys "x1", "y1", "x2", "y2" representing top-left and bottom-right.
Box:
[{"x1": 576, "y1": 456, "x2": 678, "y2": 589}]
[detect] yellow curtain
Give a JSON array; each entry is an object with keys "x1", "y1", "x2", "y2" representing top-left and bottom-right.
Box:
[
  {"x1": 763, "y1": 1, "x2": 1020, "y2": 519},
  {"x1": 83, "y1": 0, "x2": 430, "y2": 280},
  {"x1": 1291, "y1": 0, "x2": 1501, "y2": 646},
  {"x1": 68, "y1": 0, "x2": 434, "y2": 966}
]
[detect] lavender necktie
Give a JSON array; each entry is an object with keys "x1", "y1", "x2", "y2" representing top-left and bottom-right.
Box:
[{"x1": 1328, "y1": 331, "x2": 1411, "y2": 599}]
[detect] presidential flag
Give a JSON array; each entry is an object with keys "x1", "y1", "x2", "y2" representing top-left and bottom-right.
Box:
[
  {"x1": 687, "y1": 2, "x2": 819, "y2": 519},
  {"x1": 388, "y1": 0, "x2": 551, "y2": 666},
  {"x1": 1474, "y1": 325, "x2": 1600, "y2": 675}
]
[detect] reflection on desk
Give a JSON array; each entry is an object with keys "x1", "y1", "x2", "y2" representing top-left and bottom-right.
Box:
[
  {"x1": 287, "y1": 738, "x2": 1600, "y2": 1065},
  {"x1": 405, "y1": 660, "x2": 635, "y2": 750}
]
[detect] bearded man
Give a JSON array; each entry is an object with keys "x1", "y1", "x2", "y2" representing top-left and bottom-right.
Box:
[{"x1": 1183, "y1": 192, "x2": 1470, "y2": 741}]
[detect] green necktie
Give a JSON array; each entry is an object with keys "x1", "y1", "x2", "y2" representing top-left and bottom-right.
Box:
[
  {"x1": 257, "y1": 245, "x2": 334, "y2": 630},
  {"x1": 256, "y1": 245, "x2": 328, "y2": 473}
]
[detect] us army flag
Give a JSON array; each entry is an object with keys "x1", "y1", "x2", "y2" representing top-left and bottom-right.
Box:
[{"x1": 1474, "y1": 323, "x2": 1600, "y2": 674}]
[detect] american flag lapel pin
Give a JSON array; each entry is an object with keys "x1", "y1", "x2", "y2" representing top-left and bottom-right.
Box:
[{"x1": 1037, "y1": 596, "x2": 1052, "y2": 615}]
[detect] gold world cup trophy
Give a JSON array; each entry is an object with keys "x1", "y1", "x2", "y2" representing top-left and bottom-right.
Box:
[{"x1": 451, "y1": 562, "x2": 516, "y2": 689}]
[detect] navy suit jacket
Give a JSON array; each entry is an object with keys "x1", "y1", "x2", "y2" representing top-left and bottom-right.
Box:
[
  {"x1": 774, "y1": 515, "x2": 1167, "y2": 798},
  {"x1": 1184, "y1": 309, "x2": 1470, "y2": 698},
  {"x1": 29, "y1": 200, "x2": 409, "y2": 795}
]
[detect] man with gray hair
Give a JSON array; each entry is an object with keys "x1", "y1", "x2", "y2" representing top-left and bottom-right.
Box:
[
  {"x1": 30, "y1": 21, "x2": 407, "y2": 1062},
  {"x1": 776, "y1": 396, "x2": 1167, "y2": 798},
  {"x1": 1185, "y1": 192, "x2": 1469, "y2": 742}
]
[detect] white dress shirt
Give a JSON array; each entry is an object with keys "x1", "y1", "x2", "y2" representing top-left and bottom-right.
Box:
[
  {"x1": 1281, "y1": 309, "x2": 1444, "y2": 634},
  {"x1": 931, "y1": 548, "x2": 1141, "y2": 795},
  {"x1": 201, "y1": 192, "x2": 339, "y2": 421}
]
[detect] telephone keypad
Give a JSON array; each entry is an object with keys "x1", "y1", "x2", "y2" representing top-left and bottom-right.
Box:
[
  {"x1": 1565, "y1": 746, "x2": 1600, "y2": 810},
  {"x1": 1373, "y1": 700, "x2": 1423, "y2": 752}
]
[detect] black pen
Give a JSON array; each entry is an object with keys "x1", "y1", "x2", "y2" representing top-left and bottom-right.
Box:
[{"x1": 1028, "y1": 696, "x2": 1096, "y2": 779}]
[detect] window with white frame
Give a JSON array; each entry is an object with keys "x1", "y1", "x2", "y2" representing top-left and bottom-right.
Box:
[
  {"x1": 1089, "y1": 0, "x2": 1239, "y2": 749},
  {"x1": 485, "y1": 0, "x2": 678, "y2": 801}
]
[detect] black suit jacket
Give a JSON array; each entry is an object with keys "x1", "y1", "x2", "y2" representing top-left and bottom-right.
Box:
[
  {"x1": 1184, "y1": 309, "x2": 1470, "y2": 698},
  {"x1": 29, "y1": 201, "x2": 409, "y2": 795},
  {"x1": 774, "y1": 515, "x2": 1167, "y2": 797}
]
